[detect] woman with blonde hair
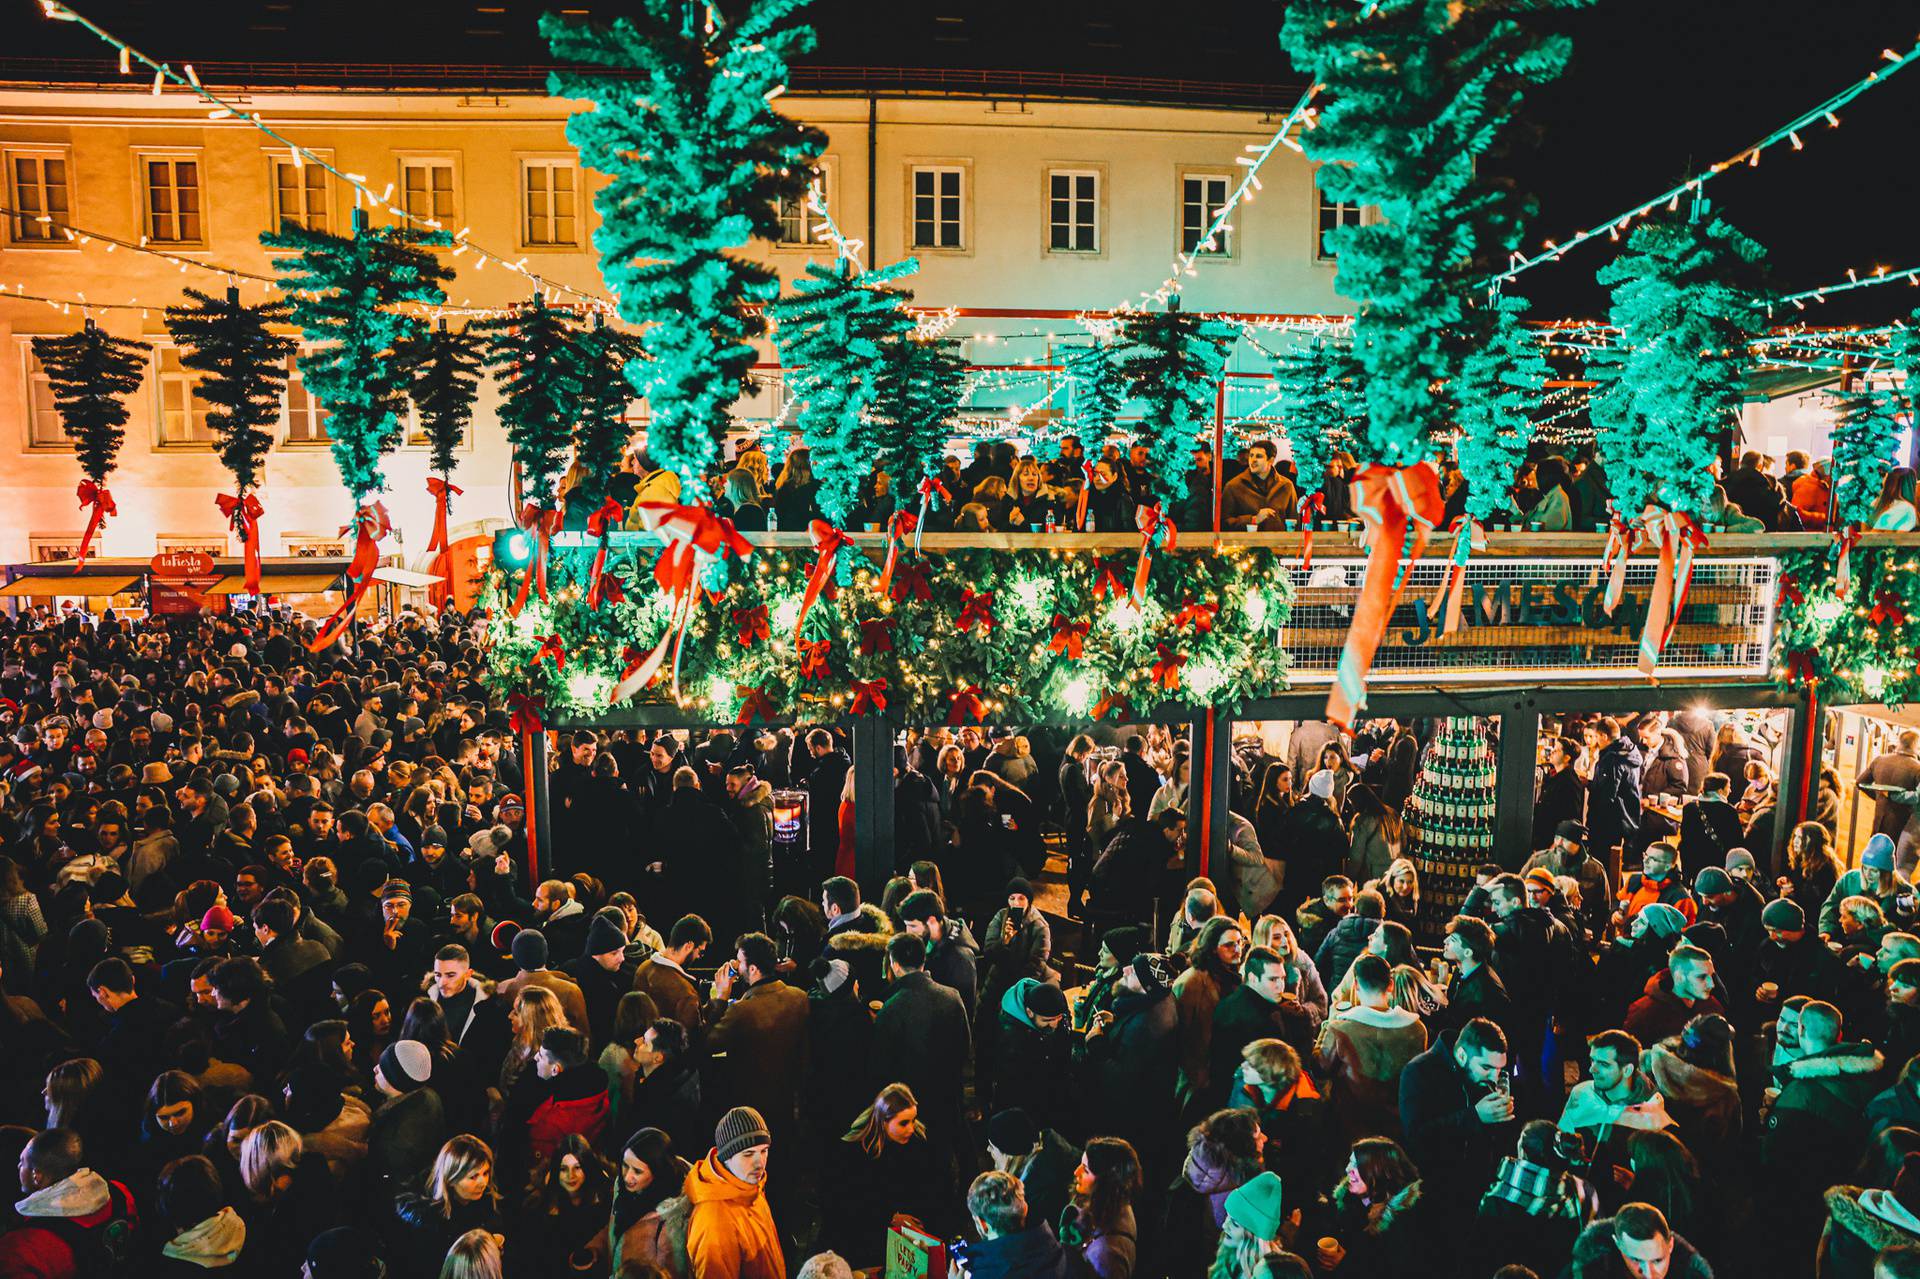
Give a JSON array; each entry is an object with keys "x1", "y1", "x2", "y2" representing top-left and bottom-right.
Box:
[
  {"x1": 1248, "y1": 917, "x2": 1329, "y2": 1024},
  {"x1": 1344, "y1": 783, "x2": 1403, "y2": 886},
  {"x1": 42, "y1": 1057, "x2": 103, "y2": 1131},
  {"x1": 1089, "y1": 759, "x2": 1132, "y2": 852},
  {"x1": 439, "y1": 1228, "x2": 505, "y2": 1279},
  {"x1": 1207, "y1": 1171, "x2": 1292, "y2": 1279},
  {"x1": 502, "y1": 985, "x2": 569, "y2": 1093},
  {"x1": 736, "y1": 446, "x2": 771, "y2": 498},
  {"x1": 241, "y1": 1121, "x2": 342, "y2": 1273},
  {"x1": 396, "y1": 1135, "x2": 505, "y2": 1278},
  {"x1": 1386, "y1": 963, "x2": 1443, "y2": 1020},
  {"x1": 827, "y1": 1083, "x2": 942, "y2": 1265},
  {"x1": 719, "y1": 467, "x2": 769, "y2": 532},
  {"x1": 1007, "y1": 457, "x2": 1068, "y2": 529},
  {"x1": 1375, "y1": 858, "x2": 1420, "y2": 935}
]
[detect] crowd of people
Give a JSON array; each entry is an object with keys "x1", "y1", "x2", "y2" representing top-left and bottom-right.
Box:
[{"x1": 1, "y1": 586, "x2": 1919, "y2": 1279}]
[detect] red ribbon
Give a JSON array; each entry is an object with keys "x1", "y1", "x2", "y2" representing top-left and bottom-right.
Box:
[
  {"x1": 1151, "y1": 643, "x2": 1185, "y2": 691},
  {"x1": 1174, "y1": 597, "x2": 1217, "y2": 634},
  {"x1": 799, "y1": 639, "x2": 832, "y2": 681},
  {"x1": 1326, "y1": 461, "x2": 1443, "y2": 730},
  {"x1": 585, "y1": 497, "x2": 626, "y2": 610},
  {"x1": 1785, "y1": 650, "x2": 1817, "y2": 687},
  {"x1": 1427, "y1": 517, "x2": 1486, "y2": 639},
  {"x1": 735, "y1": 685, "x2": 779, "y2": 726},
  {"x1": 1093, "y1": 690, "x2": 1131, "y2": 722},
  {"x1": 913, "y1": 477, "x2": 949, "y2": 554},
  {"x1": 216, "y1": 492, "x2": 265, "y2": 595},
  {"x1": 956, "y1": 588, "x2": 998, "y2": 635},
  {"x1": 618, "y1": 644, "x2": 651, "y2": 691},
  {"x1": 889, "y1": 559, "x2": 933, "y2": 603},
  {"x1": 878, "y1": 510, "x2": 917, "y2": 598},
  {"x1": 850, "y1": 677, "x2": 889, "y2": 715},
  {"x1": 1074, "y1": 460, "x2": 1095, "y2": 531},
  {"x1": 1777, "y1": 573, "x2": 1805, "y2": 610},
  {"x1": 613, "y1": 501, "x2": 755, "y2": 702},
  {"x1": 733, "y1": 605, "x2": 770, "y2": 647},
  {"x1": 1871, "y1": 591, "x2": 1908, "y2": 627},
  {"x1": 1297, "y1": 491, "x2": 1326, "y2": 570},
  {"x1": 73, "y1": 481, "x2": 115, "y2": 572},
  {"x1": 1132, "y1": 503, "x2": 1178, "y2": 604},
  {"x1": 509, "y1": 505, "x2": 564, "y2": 617},
  {"x1": 507, "y1": 691, "x2": 546, "y2": 735},
  {"x1": 1091, "y1": 554, "x2": 1129, "y2": 602},
  {"x1": 534, "y1": 634, "x2": 568, "y2": 670},
  {"x1": 1635, "y1": 508, "x2": 1708, "y2": 675},
  {"x1": 1049, "y1": 613, "x2": 1090, "y2": 658},
  {"x1": 859, "y1": 616, "x2": 896, "y2": 656},
  {"x1": 793, "y1": 519, "x2": 852, "y2": 644},
  {"x1": 1834, "y1": 523, "x2": 1863, "y2": 597},
  {"x1": 309, "y1": 502, "x2": 391, "y2": 652},
  {"x1": 425, "y1": 476, "x2": 461, "y2": 608},
  {"x1": 946, "y1": 685, "x2": 987, "y2": 725}
]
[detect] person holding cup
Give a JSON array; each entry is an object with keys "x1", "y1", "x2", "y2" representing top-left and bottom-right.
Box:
[
  {"x1": 1296, "y1": 1137, "x2": 1426, "y2": 1276},
  {"x1": 1220, "y1": 440, "x2": 1297, "y2": 532}
]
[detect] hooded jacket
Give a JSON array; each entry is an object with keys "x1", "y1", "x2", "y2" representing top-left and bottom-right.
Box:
[
  {"x1": 156, "y1": 1207, "x2": 246, "y2": 1271},
  {"x1": 926, "y1": 917, "x2": 982, "y2": 1019},
  {"x1": 996, "y1": 977, "x2": 1075, "y2": 1128},
  {"x1": 1819, "y1": 1184, "x2": 1920, "y2": 1279},
  {"x1": 961, "y1": 1223, "x2": 1078, "y2": 1279},
  {"x1": 0, "y1": 1168, "x2": 137, "y2": 1279},
  {"x1": 1315, "y1": 1004, "x2": 1428, "y2": 1139},
  {"x1": 1566, "y1": 1216, "x2": 1713, "y2": 1279},
  {"x1": 1642, "y1": 1040, "x2": 1742, "y2": 1152},
  {"x1": 684, "y1": 1151, "x2": 785, "y2": 1279},
  {"x1": 823, "y1": 902, "x2": 895, "y2": 1000},
  {"x1": 524, "y1": 1061, "x2": 613, "y2": 1166},
  {"x1": 1765, "y1": 1041, "x2": 1887, "y2": 1173},
  {"x1": 1556, "y1": 1071, "x2": 1674, "y2": 1139},
  {"x1": 1624, "y1": 969, "x2": 1726, "y2": 1047},
  {"x1": 1313, "y1": 913, "x2": 1382, "y2": 991}
]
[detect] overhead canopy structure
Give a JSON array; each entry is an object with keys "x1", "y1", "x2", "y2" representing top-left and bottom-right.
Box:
[
  {"x1": 371, "y1": 565, "x2": 443, "y2": 588},
  {"x1": 203, "y1": 573, "x2": 341, "y2": 596},
  {"x1": 0, "y1": 574, "x2": 141, "y2": 597}
]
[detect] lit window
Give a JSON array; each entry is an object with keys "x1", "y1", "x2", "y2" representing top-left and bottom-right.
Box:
[
  {"x1": 272, "y1": 159, "x2": 330, "y2": 233},
  {"x1": 522, "y1": 159, "x2": 578, "y2": 247},
  {"x1": 776, "y1": 191, "x2": 815, "y2": 246},
  {"x1": 400, "y1": 159, "x2": 458, "y2": 226},
  {"x1": 157, "y1": 347, "x2": 214, "y2": 445},
  {"x1": 911, "y1": 166, "x2": 964, "y2": 249},
  {"x1": 24, "y1": 347, "x2": 67, "y2": 447},
  {"x1": 1181, "y1": 174, "x2": 1231, "y2": 256},
  {"x1": 143, "y1": 157, "x2": 203, "y2": 245},
  {"x1": 7, "y1": 154, "x2": 69, "y2": 243},
  {"x1": 283, "y1": 353, "x2": 331, "y2": 444},
  {"x1": 1048, "y1": 170, "x2": 1098, "y2": 253}
]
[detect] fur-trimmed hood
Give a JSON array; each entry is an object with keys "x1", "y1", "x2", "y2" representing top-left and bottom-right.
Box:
[
  {"x1": 1781, "y1": 1041, "x2": 1885, "y2": 1083},
  {"x1": 1643, "y1": 1040, "x2": 1740, "y2": 1108},
  {"x1": 1331, "y1": 1178, "x2": 1423, "y2": 1236},
  {"x1": 1826, "y1": 1185, "x2": 1920, "y2": 1254},
  {"x1": 825, "y1": 902, "x2": 895, "y2": 954},
  {"x1": 733, "y1": 778, "x2": 772, "y2": 810}
]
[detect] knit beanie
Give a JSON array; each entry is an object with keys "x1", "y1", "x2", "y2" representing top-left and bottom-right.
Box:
[
  {"x1": 1693, "y1": 867, "x2": 1733, "y2": 896},
  {"x1": 512, "y1": 927, "x2": 549, "y2": 972},
  {"x1": 1006, "y1": 876, "x2": 1034, "y2": 901},
  {"x1": 1725, "y1": 848, "x2": 1757, "y2": 875},
  {"x1": 988, "y1": 1109, "x2": 1038, "y2": 1157},
  {"x1": 1307, "y1": 769, "x2": 1336, "y2": 799},
  {"x1": 1636, "y1": 903, "x2": 1687, "y2": 939},
  {"x1": 1224, "y1": 1171, "x2": 1286, "y2": 1240},
  {"x1": 715, "y1": 1106, "x2": 771, "y2": 1161},
  {"x1": 1131, "y1": 953, "x2": 1175, "y2": 995},
  {"x1": 201, "y1": 904, "x2": 237, "y2": 933},
  {"x1": 586, "y1": 913, "x2": 628, "y2": 958},
  {"x1": 1761, "y1": 898, "x2": 1806, "y2": 931},
  {"x1": 421, "y1": 825, "x2": 448, "y2": 848},
  {"x1": 1864, "y1": 833, "x2": 1897, "y2": 872},
  {"x1": 378, "y1": 1039, "x2": 433, "y2": 1090},
  {"x1": 1100, "y1": 925, "x2": 1150, "y2": 968},
  {"x1": 1023, "y1": 981, "x2": 1069, "y2": 1019},
  {"x1": 1524, "y1": 867, "x2": 1557, "y2": 892}
]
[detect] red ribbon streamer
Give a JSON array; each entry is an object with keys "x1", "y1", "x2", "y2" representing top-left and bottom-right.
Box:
[
  {"x1": 1834, "y1": 523, "x2": 1863, "y2": 597},
  {"x1": 735, "y1": 685, "x2": 779, "y2": 726},
  {"x1": 309, "y1": 502, "x2": 391, "y2": 652},
  {"x1": 585, "y1": 497, "x2": 626, "y2": 610},
  {"x1": 611, "y1": 501, "x2": 755, "y2": 702},
  {"x1": 946, "y1": 685, "x2": 987, "y2": 725},
  {"x1": 1151, "y1": 643, "x2": 1185, "y2": 691},
  {"x1": 799, "y1": 639, "x2": 832, "y2": 681},
  {"x1": 73, "y1": 481, "x2": 115, "y2": 572},
  {"x1": 1427, "y1": 517, "x2": 1486, "y2": 639},
  {"x1": 878, "y1": 510, "x2": 917, "y2": 598},
  {"x1": 1777, "y1": 573, "x2": 1804, "y2": 610},
  {"x1": 793, "y1": 519, "x2": 852, "y2": 644},
  {"x1": 1093, "y1": 690, "x2": 1131, "y2": 722},
  {"x1": 1297, "y1": 491, "x2": 1326, "y2": 570},
  {"x1": 509, "y1": 506, "x2": 563, "y2": 617},
  {"x1": 507, "y1": 691, "x2": 546, "y2": 736},
  {"x1": 733, "y1": 605, "x2": 770, "y2": 647},
  {"x1": 956, "y1": 588, "x2": 998, "y2": 635},
  {"x1": 216, "y1": 492, "x2": 265, "y2": 595},
  {"x1": 913, "y1": 477, "x2": 948, "y2": 555},
  {"x1": 425, "y1": 476, "x2": 461, "y2": 608},
  {"x1": 859, "y1": 616, "x2": 896, "y2": 656},
  {"x1": 1132, "y1": 503, "x2": 1178, "y2": 604},
  {"x1": 1326, "y1": 461, "x2": 1443, "y2": 730},
  {"x1": 849, "y1": 677, "x2": 889, "y2": 715},
  {"x1": 1074, "y1": 460, "x2": 1095, "y2": 531},
  {"x1": 1049, "y1": 614, "x2": 1089, "y2": 659}
]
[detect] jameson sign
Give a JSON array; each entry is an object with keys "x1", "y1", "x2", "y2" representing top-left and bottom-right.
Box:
[{"x1": 1280, "y1": 556, "x2": 1779, "y2": 684}]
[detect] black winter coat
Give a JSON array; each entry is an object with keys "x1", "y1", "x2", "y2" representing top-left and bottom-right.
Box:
[
  {"x1": 1398, "y1": 1031, "x2": 1514, "y2": 1196},
  {"x1": 1078, "y1": 987, "x2": 1179, "y2": 1150},
  {"x1": 1587, "y1": 737, "x2": 1644, "y2": 853},
  {"x1": 873, "y1": 971, "x2": 972, "y2": 1141}
]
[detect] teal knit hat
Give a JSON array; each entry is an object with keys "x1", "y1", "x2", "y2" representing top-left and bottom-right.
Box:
[{"x1": 1224, "y1": 1171, "x2": 1286, "y2": 1240}]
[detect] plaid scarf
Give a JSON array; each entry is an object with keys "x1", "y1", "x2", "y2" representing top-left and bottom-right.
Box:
[{"x1": 1478, "y1": 1156, "x2": 1596, "y2": 1222}]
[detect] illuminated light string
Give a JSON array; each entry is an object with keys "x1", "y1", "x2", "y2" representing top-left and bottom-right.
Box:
[
  {"x1": 0, "y1": 205, "x2": 280, "y2": 288},
  {"x1": 1772, "y1": 263, "x2": 1920, "y2": 313},
  {"x1": 1486, "y1": 40, "x2": 1920, "y2": 290},
  {"x1": 37, "y1": 0, "x2": 617, "y2": 318}
]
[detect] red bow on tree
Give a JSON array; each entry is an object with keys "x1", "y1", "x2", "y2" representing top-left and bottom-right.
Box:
[
  {"x1": 1151, "y1": 644, "x2": 1185, "y2": 690},
  {"x1": 1777, "y1": 573, "x2": 1805, "y2": 610},
  {"x1": 73, "y1": 480, "x2": 117, "y2": 573},
  {"x1": 794, "y1": 520, "x2": 853, "y2": 643},
  {"x1": 585, "y1": 497, "x2": 627, "y2": 610},
  {"x1": 592, "y1": 573, "x2": 627, "y2": 606},
  {"x1": 1174, "y1": 597, "x2": 1217, "y2": 634},
  {"x1": 1049, "y1": 614, "x2": 1090, "y2": 659},
  {"x1": 859, "y1": 617, "x2": 896, "y2": 656},
  {"x1": 507, "y1": 505, "x2": 565, "y2": 617},
  {"x1": 946, "y1": 685, "x2": 987, "y2": 725},
  {"x1": 617, "y1": 500, "x2": 755, "y2": 700},
  {"x1": 1091, "y1": 554, "x2": 1130, "y2": 602},
  {"x1": 534, "y1": 634, "x2": 568, "y2": 670},
  {"x1": 733, "y1": 605, "x2": 771, "y2": 647},
  {"x1": 914, "y1": 476, "x2": 950, "y2": 554},
  {"x1": 890, "y1": 559, "x2": 933, "y2": 603},
  {"x1": 216, "y1": 492, "x2": 266, "y2": 595},
  {"x1": 956, "y1": 588, "x2": 998, "y2": 635},
  {"x1": 1871, "y1": 591, "x2": 1909, "y2": 627},
  {"x1": 878, "y1": 510, "x2": 918, "y2": 598},
  {"x1": 616, "y1": 645, "x2": 652, "y2": 696},
  {"x1": 507, "y1": 691, "x2": 547, "y2": 735},
  {"x1": 1132, "y1": 504, "x2": 1178, "y2": 605},
  {"x1": 735, "y1": 685, "x2": 779, "y2": 726},
  {"x1": 799, "y1": 639, "x2": 832, "y2": 681},
  {"x1": 310, "y1": 502, "x2": 391, "y2": 652},
  {"x1": 850, "y1": 677, "x2": 889, "y2": 715},
  {"x1": 425, "y1": 476, "x2": 462, "y2": 608},
  {"x1": 1093, "y1": 690, "x2": 1131, "y2": 722}
]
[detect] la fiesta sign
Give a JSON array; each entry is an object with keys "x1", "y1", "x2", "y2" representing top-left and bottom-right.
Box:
[{"x1": 150, "y1": 549, "x2": 215, "y2": 578}]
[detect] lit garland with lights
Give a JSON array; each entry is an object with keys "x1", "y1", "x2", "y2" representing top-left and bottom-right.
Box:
[
  {"x1": 1775, "y1": 544, "x2": 1920, "y2": 705},
  {"x1": 479, "y1": 538, "x2": 1294, "y2": 723}
]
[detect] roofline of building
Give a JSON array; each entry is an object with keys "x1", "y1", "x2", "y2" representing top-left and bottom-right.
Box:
[{"x1": 0, "y1": 58, "x2": 1307, "y2": 113}]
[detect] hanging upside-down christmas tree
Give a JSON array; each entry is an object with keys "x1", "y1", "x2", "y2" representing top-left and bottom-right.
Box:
[
  {"x1": 31, "y1": 322, "x2": 150, "y2": 569},
  {"x1": 410, "y1": 319, "x2": 485, "y2": 607}
]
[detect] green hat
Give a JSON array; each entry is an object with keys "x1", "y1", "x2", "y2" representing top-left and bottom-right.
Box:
[{"x1": 1224, "y1": 1171, "x2": 1286, "y2": 1240}]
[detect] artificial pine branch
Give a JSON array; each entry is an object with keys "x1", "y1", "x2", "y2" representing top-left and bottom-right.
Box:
[
  {"x1": 1271, "y1": 336, "x2": 1363, "y2": 509},
  {"x1": 163, "y1": 288, "x2": 296, "y2": 496},
  {"x1": 411, "y1": 321, "x2": 485, "y2": 479},
  {"x1": 1063, "y1": 335, "x2": 1130, "y2": 448},
  {"x1": 1454, "y1": 293, "x2": 1552, "y2": 523},
  {"x1": 570, "y1": 320, "x2": 648, "y2": 511},
  {"x1": 31, "y1": 323, "x2": 150, "y2": 485},
  {"x1": 1119, "y1": 298, "x2": 1233, "y2": 509},
  {"x1": 473, "y1": 295, "x2": 583, "y2": 513},
  {"x1": 872, "y1": 331, "x2": 968, "y2": 492}
]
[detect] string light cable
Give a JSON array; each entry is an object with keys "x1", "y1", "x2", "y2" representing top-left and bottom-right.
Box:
[{"x1": 1772, "y1": 263, "x2": 1920, "y2": 313}]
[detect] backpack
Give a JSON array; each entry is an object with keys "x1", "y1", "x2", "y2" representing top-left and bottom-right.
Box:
[{"x1": 39, "y1": 1180, "x2": 138, "y2": 1279}]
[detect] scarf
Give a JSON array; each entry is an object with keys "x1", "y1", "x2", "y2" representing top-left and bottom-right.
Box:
[
  {"x1": 161, "y1": 1207, "x2": 247, "y2": 1267},
  {"x1": 1479, "y1": 1157, "x2": 1596, "y2": 1222}
]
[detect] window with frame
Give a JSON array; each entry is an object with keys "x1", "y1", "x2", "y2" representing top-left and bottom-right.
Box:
[
  {"x1": 400, "y1": 159, "x2": 457, "y2": 226},
  {"x1": 157, "y1": 347, "x2": 215, "y2": 445},
  {"x1": 1316, "y1": 177, "x2": 1362, "y2": 261},
  {"x1": 283, "y1": 353, "x2": 331, "y2": 444},
  {"x1": 1048, "y1": 170, "x2": 1099, "y2": 253},
  {"x1": 142, "y1": 156, "x2": 203, "y2": 245},
  {"x1": 521, "y1": 159, "x2": 578, "y2": 246},
  {"x1": 775, "y1": 190, "x2": 816, "y2": 246},
  {"x1": 7, "y1": 153, "x2": 69, "y2": 243},
  {"x1": 911, "y1": 166, "x2": 964, "y2": 249},
  {"x1": 23, "y1": 346, "x2": 67, "y2": 448},
  {"x1": 1180, "y1": 173, "x2": 1231, "y2": 256},
  {"x1": 272, "y1": 159, "x2": 330, "y2": 233}
]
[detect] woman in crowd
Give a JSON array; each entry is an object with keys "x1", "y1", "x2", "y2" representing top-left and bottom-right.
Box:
[
  {"x1": 502, "y1": 986, "x2": 569, "y2": 1094},
  {"x1": 238, "y1": 1120, "x2": 340, "y2": 1274},
  {"x1": 394, "y1": 1135, "x2": 506, "y2": 1279},
  {"x1": 1173, "y1": 917, "x2": 1246, "y2": 1112},
  {"x1": 1206, "y1": 1171, "x2": 1292, "y2": 1279},
  {"x1": 1304, "y1": 1138, "x2": 1425, "y2": 1279},
  {"x1": 609, "y1": 1127, "x2": 691, "y2": 1275},
  {"x1": 129, "y1": 1070, "x2": 213, "y2": 1199},
  {"x1": 772, "y1": 448, "x2": 823, "y2": 530},
  {"x1": 1781, "y1": 820, "x2": 1844, "y2": 912},
  {"x1": 1159, "y1": 1108, "x2": 1267, "y2": 1279},
  {"x1": 1061, "y1": 1137, "x2": 1142, "y2": 1279},
  {"x1": 825, "y1": 1083, "x2": 945, "y2": 1266},
  {"x1": 1345, "y1": 784, "x2": 1403, "y2": 886},
  {"x1": 516, "y1": 1132, "x2": 615, "y2": 1273}
]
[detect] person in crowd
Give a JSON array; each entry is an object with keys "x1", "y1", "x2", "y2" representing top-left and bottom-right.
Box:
[
  {"x1": 1315, "y1": 953, "x2": 1428, "y2": 1140},
  {"x1": 1624, "y1": 945, "x2": 1725, "y2": 1047},
  {"x1": 1296, "y1": 875, "x2": 1357, "y2": 961},
  {"x1": 391, "y1": 1134, "x2": 505, "y2": 1279},
  {"x1": 1206, "y1": 1171, "x2": 1292, "y2": 1279},
  {"x1": 1438, "y1": 915, "x2": 1512, "y2": 1035},
  {"x1": 1210, "y1": 946, "x2": 1317, "y2": 1107},
  {"x1": 961, "y1": 1169, "x2": 1077, "y2": 1279},
  {"x1": 1221, "y1": 440, "x2": 1298, "y2": 531},
  {"x1": 824, "y1": 1083, "x2": 945, "y2": 1267},
  {"x1": 1587, "y1": 718, "x2": 1644, "y2": 864},
  {"x1": 873, "y1": 933, "x2": 971, "y2": 1156},
  {"x1": 1475, "y1": 1119, "x2": 1599, "y2": 1278},
  {"x1": 1523, "y1": 822, "x2": 1612, "y2": 947},
  {"x1": 1399, "y1": 1017, "x2": 1515, "y2": 1227},
  {"x1": 1058, "y1": 1136, "x2": 1142, "y2": 1279},
  {"x1": 1764, "y1": 1001, "x2": 1888, "y2": 1254},
  {"x1": 1566, "y1": 1202, "x2": 1715, "y2": 1279},
  {"x1": 686, "y1": 1106, "x2": 784, "y2": 1279},
  {"x1": 608, "y1": 1127, "x2": 691, "y2": 1275}
]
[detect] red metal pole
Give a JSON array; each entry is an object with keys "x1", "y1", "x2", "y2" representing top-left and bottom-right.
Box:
[{"x1": 1212, "y1": 378, "x2": 1227, "y2": 534}]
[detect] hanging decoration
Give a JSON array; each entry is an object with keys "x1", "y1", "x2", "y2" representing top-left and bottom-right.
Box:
[
  {"x1": 411, "y1": 319, "x2": 484, "y2": 607},
  {"x1": 1119, "y1": 295, "x2": 1233, "y2": 511},
  {"x1": 1062, "y1": 334, "x2": 1130, "y2": 450},
  {"x1": 164, "y1": 287, "x2": 297, "y2": 595},
  {"x1": 569, "y1": 319, "x2": 646, "y2": 513},
  {"x1": 769, "y1": 256, "x2": 920, "y2": 523},
  {"x1": 1269, "y1": 335, "x2": 1362, "y2": 565},
  {"x1": 872, "y1": 332, "x2": 968, "y2": 548},
  {"x1": 30, "y1": 322, "x2": 150, "y2": 570},
  {"x1": 1822, "y1": 316, "x2": 1920, "y2": 589},
  {"x1": 265, "y1": 213, "x2": 452, "y2": 648},
  {"x1": 543, "y1": 0, "x2": 825, "y2": 494}
]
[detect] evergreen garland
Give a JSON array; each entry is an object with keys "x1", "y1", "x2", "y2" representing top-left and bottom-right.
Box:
[
  {"x1": 543, "y1": 0, "x2": 826, "y2": 496},
  {"x1": 263, "y1": 217, "x2": 453, "y2": 504},
  {"x1": 1271, "y1": 335, "x2": 1362, "y2": 510},
  {"x1": 1279, "y1": 0, "x2": 1582, "y2": 466},
  {"x1": 1064, "y1": 334, "x2": 1130, "y2": 448},
  {"x1": 570, "y1": 321, "x2": 647, "y2": 513},
  {"x1": 1587, "y1": 211, "x2": 1770, "y2": 522},
  {"x1": 1823, "y1": 318, "x2": 1920, "y2": 528},
  {"x1": 769, "y1": 256, "x2": 920, "y2": 523},
  {"x1": 872, "y1": 331, "x2": 968, "y2": 490},
  {"x1": 1454, "y1": 293, "x2": 1552, "y2": 523},
  {"x1": 162, "y1": 288, "x2": 297, "y2": 497},
  {"x1": 30, "y1": 322, "x2": 150, "y2": 485},
  {"x1": 474, "y1": 295, "x2": 584, "y2": 513},
  {"x1": 1119, "y1": 298, "x2": 1232, "y2": 508},
  {"x1": 411, "y1": 321, "x2": 484, "y2": 479}
]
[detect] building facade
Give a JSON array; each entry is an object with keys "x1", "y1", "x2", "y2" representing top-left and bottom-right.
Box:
[{"x1": 0, "y1": 74, "x2": 1355, "y2": 568}]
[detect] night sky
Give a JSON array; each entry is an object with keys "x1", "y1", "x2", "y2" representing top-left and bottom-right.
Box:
[{"x1": 9, "y1": 0, "x2": 1919, "y2": 326}]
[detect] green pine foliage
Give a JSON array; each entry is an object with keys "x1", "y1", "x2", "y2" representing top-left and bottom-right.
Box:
[
  {"x1": 474, "y1": 295, "x2": 583, "y2": 513},
  {"x1": 543, "y1": 0, "x2": 827, "y2": 496},
  {"x1": 263, "y1": 218, "x2": 453, "y2": 504},
  {"x1": 1064, "y1": 335, "x2": 1130, "y2": 447},
  {"x1": 1823, "y1": 318, "x2": 1920, "y2": 528},
  {"x1": 769, "y1": 256, "x2": 920, "y2": 523},
  {"x1": 570, "y1": 321, "x2": 648, "y2": 511},
  {"x1": 1454, "y1": 293, "x2": 1552, "y2": 523},
  {"x1": 1119, "y1": 299, "x2": 1233, "y2": 509},
  {"x1": 872, "y1": 332, "x2": 968, "y2": 491},
  {"x1": 1279, "y1": 0, "x2": 1583, "y2": 467},
  {"x1": 1271, "y1": 336, "x2": 1362, "y2": 510},
  {"x1": 1587, "y1": 212, "x2": 1770, "y2": 521},
  {"x1": 163, "y1": 289, "x2": 297, "y2": 496},
  {"x1": 411, "y1": 321, "x2": 485, "y2": 479},
  {"x1": 30, "y1": 323, "x2": 150, "y2": 485}
]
